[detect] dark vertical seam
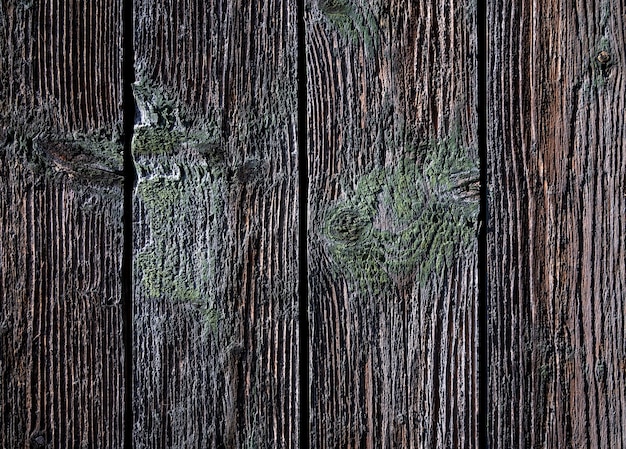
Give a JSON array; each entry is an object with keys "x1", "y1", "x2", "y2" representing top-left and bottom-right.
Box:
[
  {"x1": 477, "y1": 0, "x2": 489, "y2": 447},
  {"x1": 121, "y1": 0, "x2": 136, "y2": 446},
  {"x1": 296, "y1": 0, "x2": 310, "y2": 447}
]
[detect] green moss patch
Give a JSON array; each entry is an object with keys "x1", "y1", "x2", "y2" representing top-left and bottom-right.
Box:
[
  {"x1": 135, "y1": 162, "x2": 226, "y2": 333},
  {"x1": 133, "y1": 126, "x2": 184, "y2": 156},
  {"x1": 318, "y1": 0, "x2": 379, "y2": 51},
  {"x1": 131, "y1": 78, "x2": 224, "y2": 160},
  {"x1": 132, "y1": 77, "x2": 228, "y2": 332},
  {"x1": 132, "y1": 79, "x2": 182, "y2": 128},
  {"x1": 323, "y1": 137, "x2": 479, "y2": 292}
]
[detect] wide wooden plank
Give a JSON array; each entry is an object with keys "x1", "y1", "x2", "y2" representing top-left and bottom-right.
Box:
[
  {"x1": 132, "y1": 0, "x2": 299, "y2": 447},
  {"x1": 0, "y1": 0, "x2": 125, "y2": 447},
  {"x1": 306, "y1": 1, "x2": 479, "y2": 447},
  {"x1": 488, "y1": 0, "x2": 626, "y2": 447}
]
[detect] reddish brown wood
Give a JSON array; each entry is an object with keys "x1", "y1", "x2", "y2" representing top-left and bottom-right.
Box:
[
  {"x1": 0, "y1": 0, "x2": 126, "y2": 447},
  {"x1": 487, "y1": 0, "x2": 626, "y2": 446}
]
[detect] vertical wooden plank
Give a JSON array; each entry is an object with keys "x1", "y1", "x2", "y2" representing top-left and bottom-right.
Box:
[
  {"x1": 306, "y1": 1, "x2": 479, "y2": 447},
  {"x1": 0, "y1": 0, "x2": 125, "y2": 448},
  {"x1": 132, "y1": 0, "x2": 299, "y2": 447},
  {"x1": 488, "y1": 0, "x2": 626, "y2": 447}
]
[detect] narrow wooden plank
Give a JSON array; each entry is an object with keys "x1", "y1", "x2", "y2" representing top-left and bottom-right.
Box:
[
  {"x1": 132, "y1": 0, "x2": 299, "y2": 447},
  {"x1": 488, "y1": 0, "x2": 626, "y2": 447},
  {"x1": 306, "y1": 1, "x2": 479, "y2": 447},
  {"x1": 0, "y1": 0, "x2": 125, "y2": 447}
]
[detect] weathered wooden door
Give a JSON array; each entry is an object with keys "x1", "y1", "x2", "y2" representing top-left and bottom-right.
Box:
[{"x1": 1, "y1": 0, "x2": 624, "y2": 448}]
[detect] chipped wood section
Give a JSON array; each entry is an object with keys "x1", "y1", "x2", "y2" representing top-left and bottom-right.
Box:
[
  {"x1": 0, "y1": 0, "x2": 125, "y2": 447},
  {"x1": 487, "y1": 0, "x2": 626, "y2": 447},
  {"x1": 306, "y1": 1, "x2": 479, "y2": 447},
  {"x1": 132, "y1": 0, "x2": 299, "y2": 447}
]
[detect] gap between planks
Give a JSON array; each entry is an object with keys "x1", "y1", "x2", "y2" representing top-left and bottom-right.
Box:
[
  {"x1": 297, "y1": 0, "x2": 311, "y2": 446},
  {"x1": 121, "y1": 0, "x2": 136, "y2": 446}
]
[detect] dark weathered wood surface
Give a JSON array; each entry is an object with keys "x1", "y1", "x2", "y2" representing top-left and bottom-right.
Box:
[
  {"x1": 488, "y1": 0, "x2": 626, "y2": 447},
  {"x1": 0, "y1": 0, "x2": 126, "y2": 447},
  {"x1": 3, "y1": 1, "x2": 626, "y2": 447},
  {"x1": 306, "y1": 1, "x2": 479, "y2": 447},
  {"x1": 132, "y1": 0, "x2": 300, "y2": 447}
]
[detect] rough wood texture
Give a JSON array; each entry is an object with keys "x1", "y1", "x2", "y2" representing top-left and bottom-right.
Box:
[
  {"x1": 0, "y1": 0, "x2": 125, "y2": 447},
  {"x1": 306, "y1": 1, "x2": 479, "y2": 447},
  {"x1": 132, "y1": 0, "x2": 299, "y2": 447},
  {"x1": 488, "y1": 0, "x2": 626, "y2": 447}
]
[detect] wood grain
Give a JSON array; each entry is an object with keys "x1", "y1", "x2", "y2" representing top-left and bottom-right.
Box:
[
  {"x1": 487, "y1": 0, "x2": 626, "y2": 446},
  {"x1": 306, "y1": 0, "x2": 479, "y2": 447},
  {"x1": 0, "y1": 0, "x2": 125, "y2": 447},
  {"x1": 132, "y1": 0, "x2": 300, "y2": 447}
]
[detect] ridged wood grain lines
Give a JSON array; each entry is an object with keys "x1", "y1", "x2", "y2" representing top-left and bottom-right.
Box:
[
  {"x1": 306, "y1": 0, "x2": 479, "y2": 447},
  {"x1": 132, "y1": 0, "x2": 299, "y2": 447},
  {"x1": 0, "y1": 1, "x2": 125, "y2": 447},
  {"x1": 487, "y1": 0, "x2": 626, "y2": 447}
]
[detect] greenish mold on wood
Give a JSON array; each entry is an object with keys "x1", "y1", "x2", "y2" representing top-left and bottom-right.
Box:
[
  {"x1": 132, "y1": 78, "x2": 224, "y2": 158},
  {"x1": 318, "y1": 0, "x2": 379, "y2": 51},
  {"x1": 131, "y1": 79, "x2": 184, "y2": 156},
  {"x1": 135, "y1": 170, "x2": 226, "y2": 333},
  {"x1": 132, "y1": 78, "x2": 227, "y2": 333},
  {"x1": 323, "y1": 137, "x2": 479, "y2": 293},
  {"x1": 132, "y1": 126, "x2": 184, "y2": 156},
  {"x1": 132, "y1": 78, "x2": 182, "y2": 128}
]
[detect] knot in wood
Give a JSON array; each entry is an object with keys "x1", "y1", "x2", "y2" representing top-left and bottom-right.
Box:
[
  {"x1": 236, "y1": 159, "x2": 264, "y2": 184},
  {"x1": 327, "y1": 207, "x2": 369, "y2": 243},
  {"x1": 597, "y1": 51, "x2": 611, "y2": 65},
  {"x1": 30, "y1": 432, "x2": 46, "y2": 449}
]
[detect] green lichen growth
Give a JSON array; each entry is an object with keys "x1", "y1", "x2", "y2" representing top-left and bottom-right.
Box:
[
  {"x1": 200, "y1": 307, "x2": 222, "y2": 333},
  {"x1": 131, "y1": 79, "x2": 189, "y2": 157},
  {"x1": 319, "y1": 0, "x2": 379, "y2": 51},
  {"x1": 324, "y1": 137, "x2": 479, "y2": 292},
  {"x1": 132, "y1": 79, "x2": 182, "y2": 127},
  {"x1": 135, "y1": 178, "x2": 189, "y2": 298},
  {"x1": 72, "y1": 133, "x2": 123, "y2": 171},
  {"x1": 135, "y1": 168, "x2": 225, "y2": 333},
  {"x1": 132, "y1": 78, "x2": 224, "y2": 160},
  {"x1": 131, "y1": 77, "x2": 228, "y2": 334},
  {"x1": 133, "y1": 126, "x2": 184, "y2": 155}
]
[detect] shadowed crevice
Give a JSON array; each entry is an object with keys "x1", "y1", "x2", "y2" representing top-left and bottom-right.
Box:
[
  {"x1": 121, "y1": 0, "x2": 136, "y2": 446},
  {"x1": 477, "y1": 0, "x2": 489, "y2": 447},
  {"x1": 296, "y1": 0, "x2": 310, "y2": 447}
]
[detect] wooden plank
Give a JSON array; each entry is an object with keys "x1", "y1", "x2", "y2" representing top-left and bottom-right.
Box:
[
  {"x1": 131, "y1": 0, "x2": 299, "y2": 447},
  {"x1": 306, "y1": 1, "x2": 479, "y2": 447},
  {"x1": 488, "y1": 0, "x2": 626, "y2": 447},
  {"x1": 0, "y1": 0, "x2": 125, "y2": 447}
]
